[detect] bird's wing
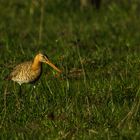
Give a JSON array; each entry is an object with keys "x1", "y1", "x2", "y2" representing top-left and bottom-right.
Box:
[
  {"x1": 10, "y1": 64, "x2": 22, "y2": 77},
  {"x1": 8, "y1": 61, "x2": 32, "y2": 79}
]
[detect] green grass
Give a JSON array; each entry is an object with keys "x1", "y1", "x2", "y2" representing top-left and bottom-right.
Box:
[{"x1": 0, "y1": 0, "x2": 140, "y2": 139}]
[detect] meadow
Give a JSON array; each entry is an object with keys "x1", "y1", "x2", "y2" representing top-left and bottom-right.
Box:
[{"x1": 0, "y1": 0, "x2": 140, "y2": 139}]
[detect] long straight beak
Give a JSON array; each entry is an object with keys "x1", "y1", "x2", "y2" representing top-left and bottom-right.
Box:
[{"x1": 46, "y1": 61, "x2": 62, "y2": 73}]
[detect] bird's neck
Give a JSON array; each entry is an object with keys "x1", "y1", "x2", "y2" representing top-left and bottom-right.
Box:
[{"x1": 32, "y1": 56, "x2": 41, "y2": 71}]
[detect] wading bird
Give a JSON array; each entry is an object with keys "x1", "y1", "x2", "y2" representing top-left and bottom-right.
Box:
[{"x1": 7, "y1": 53, "x2": 61, "y2": 85}]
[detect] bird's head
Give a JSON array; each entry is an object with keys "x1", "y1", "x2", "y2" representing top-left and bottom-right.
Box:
[
  {"x1": 37, "y1": 53, "x2": 62, "y2": 73},
  {"x1": 37, "y1": 53, "x2": 49, "y2": 63}
]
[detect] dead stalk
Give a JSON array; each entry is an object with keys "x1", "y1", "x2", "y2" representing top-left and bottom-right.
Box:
[{"x1": 39, "y1": 0, "x2": 45, "y2": 45}]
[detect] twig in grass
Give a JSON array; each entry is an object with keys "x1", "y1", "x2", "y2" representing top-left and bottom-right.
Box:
[
  {"x1": 76, "y1": 45, "x2": 87, "y2": 86},
  {"x1": 133, "y1": 98, "x2": 140, "y2": 117}
]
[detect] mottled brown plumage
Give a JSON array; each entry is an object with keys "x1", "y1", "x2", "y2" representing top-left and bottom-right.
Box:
[{"x1": 8, "y1": 53, "x2": 61, "y2": 85}]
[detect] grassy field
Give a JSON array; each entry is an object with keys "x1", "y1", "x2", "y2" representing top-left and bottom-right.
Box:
[{"x1": 0, "y1": 0, "x2": 140, "y2": 139}]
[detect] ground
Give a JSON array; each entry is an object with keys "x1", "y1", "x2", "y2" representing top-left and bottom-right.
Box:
[{"x1": 0, "y1": 0, "x2": 140, "y2": 139}]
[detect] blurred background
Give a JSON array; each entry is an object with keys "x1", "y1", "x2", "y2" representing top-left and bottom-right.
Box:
[{"x1": 0, "y1": 0, "x2": 139, "y2": 49}]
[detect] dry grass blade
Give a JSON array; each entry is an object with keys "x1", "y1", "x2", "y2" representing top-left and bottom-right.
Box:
[
  {"x1": 68, "y1": 68, "x2": 84, "y2": 78},
  {"x1": 117, "y1": 88, "x2": 140, "y2": 129}
]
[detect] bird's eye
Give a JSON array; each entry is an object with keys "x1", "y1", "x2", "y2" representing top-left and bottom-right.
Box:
[
  {"x1": 42, "y1": 55, "x2": 48, "y2": 61},
  {"x1": 44, "y1": 54, "x2": 49, "y2": 59},
  {"x1": 43, "y1": 55, "x2": 46, "y2": 59}
]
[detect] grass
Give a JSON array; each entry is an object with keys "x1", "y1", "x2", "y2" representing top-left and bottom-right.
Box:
[{"x1": 0, "y1": 0, "x2": 140, "y2": 139}]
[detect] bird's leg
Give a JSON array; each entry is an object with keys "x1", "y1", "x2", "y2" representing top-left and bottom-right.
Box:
[
  {"x1": 14, "y1": 83, "x2": 21, "y2": 110},
  {"x1": 13, "y1": 82, "x2": 16, "y2": 92},
  {"x1": 18, "y1": 85, "x2": 22, "y2": 96}
]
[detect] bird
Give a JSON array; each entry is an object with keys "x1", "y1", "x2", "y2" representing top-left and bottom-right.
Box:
[{"x1": 7, "y1": 53, "x2": 62, "y2": 85}]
